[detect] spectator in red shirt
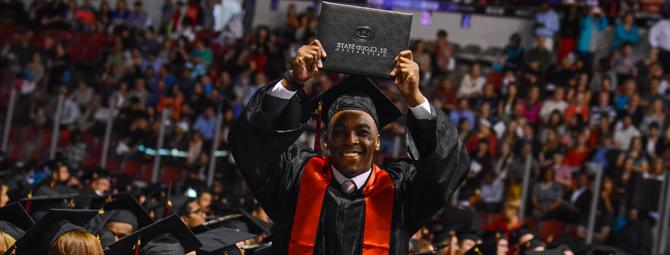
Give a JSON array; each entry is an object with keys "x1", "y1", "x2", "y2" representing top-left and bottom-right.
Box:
[{"x1": 483, "y1": 200, "x2": 522, "y2": 235}]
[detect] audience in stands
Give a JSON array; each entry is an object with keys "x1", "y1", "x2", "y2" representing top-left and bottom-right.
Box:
[{"x1": 0, "y1": 1, "x2": 668, "y2": 254}]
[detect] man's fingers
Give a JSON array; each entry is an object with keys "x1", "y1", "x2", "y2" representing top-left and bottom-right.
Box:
[
  {"x1": 399, "y1": 50, "x2": 413, "y2": 61},
  {"x1": 311, "y1": 39, "x2": 327, "y2": 57}
]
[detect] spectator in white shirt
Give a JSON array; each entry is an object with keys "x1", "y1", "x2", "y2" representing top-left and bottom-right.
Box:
[
  {"x1": 480, "y1": 172, "x2": 505, "y2": 213},
  {"x1": 614, "y1": 114, "x2": 641, "y2": 151},
  {"x1": 649, "y1": 7, "x2": 670, "y2": 72},
  {"x1": 540, "y1": 87, "x2": 568, "y2": 122},
  {"x1": 458, "y1": 63, "x2": 486, "y2": 98}
]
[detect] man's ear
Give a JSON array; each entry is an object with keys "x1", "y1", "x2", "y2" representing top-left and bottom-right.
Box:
[{"x1": 375, "y1": 134, "x2": 381, "y2": 151}]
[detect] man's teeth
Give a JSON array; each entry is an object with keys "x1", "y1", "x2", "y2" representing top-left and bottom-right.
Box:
[{"x1": 343, "y1": 152, "x2": 358, "y2": 157}]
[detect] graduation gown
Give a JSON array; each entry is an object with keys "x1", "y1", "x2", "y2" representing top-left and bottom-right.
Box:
[{"x1": 229, "y1": 81, "x2": 470, "y2": 255}]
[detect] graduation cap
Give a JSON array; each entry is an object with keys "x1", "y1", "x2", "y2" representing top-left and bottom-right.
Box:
[
  {"x1": 88, "y1": 192, "x2": 130, "y2": 211},
  {"x1": 236, "y1": 209, "x2": 273, "y2": 235},
  {"x1": 509, "y1": 225, "x2": 534, "y2": 245},
  {"x1": 0, "y1": 202, "x2": 34, "y2": 239},
  {"x1": 99, "y1": 194, "x2": 153, "y2": 230},
  {"x1": 458, "y1": 231, "x2": 481, "y2": 243},
  {"x1": 105, "y1": 214, "x2": 202, "y2": 255},
  {"x1": 464, "y1": 241, "x2": 497, "y2": 255},
  {"x1": 13, "y1": 209, "x2": 98, "y2": 255},
  {"x1": 196, "y1": 227, "x2": 256, "y2": 255},
  {"x1": 315, "y1": 75, "x2": 402, "y2": 129},
  {"x1": 19, "y1": 193, "x2": 80, "y2": 220}
]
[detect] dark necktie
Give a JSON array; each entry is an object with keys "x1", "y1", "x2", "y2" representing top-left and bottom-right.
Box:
[{"x1": 342, "y1": 179, "x2": 357, "y2": 194}]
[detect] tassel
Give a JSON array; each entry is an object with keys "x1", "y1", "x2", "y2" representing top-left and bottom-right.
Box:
[
  {"x1": 133, "y1": 237, "x2": 141, "y2": 255},
  {"x1": 24, "y1": 191, "x2": 33, "y2": 212},
  {"x1": 314, "y1": 101, "x2": 323, "y2": 155},
  {"x1": 164, "y1": 184, "x2": 173, "y2": 216}
]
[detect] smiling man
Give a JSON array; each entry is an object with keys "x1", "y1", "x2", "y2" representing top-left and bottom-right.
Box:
[{"x1": 229, "y1": 39, "x2": 470, "y2": 255}]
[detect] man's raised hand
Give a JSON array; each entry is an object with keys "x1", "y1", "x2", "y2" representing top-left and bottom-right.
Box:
[
  {"x1": 290, "y1": 39, "x2": 327, "y2": 87},
  {"x1": 390, "y1": 50, "x2": 424, "y2": 107}
]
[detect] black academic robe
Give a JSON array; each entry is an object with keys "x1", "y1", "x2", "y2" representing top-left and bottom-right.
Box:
[{"x1": 229, "y1": 81, "x2": 470, "y2": 255}]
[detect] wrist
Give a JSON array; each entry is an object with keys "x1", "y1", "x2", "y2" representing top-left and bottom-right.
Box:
[
  {"x1": 405, "y1": 92, "x2": 425, "y2": 107},
  {"x1": 282, "y1": 70, "x2": 304, "y2": 91}
]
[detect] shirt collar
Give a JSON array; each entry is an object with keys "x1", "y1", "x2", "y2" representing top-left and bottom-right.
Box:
[{"x1": 331, "y1": 165, "x2": 371, "y2": 190}]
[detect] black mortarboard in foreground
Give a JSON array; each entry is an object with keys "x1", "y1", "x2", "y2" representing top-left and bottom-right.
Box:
[
  {"x1": 19, "y1": 193, "x2": 79, "y2": 221},
  {"x1": 315, "y1": 75, "x2": 402, "y2": 129},
  {"x1": 459, "y1": 231, "x2": 481, "y2": 242},
  {"x1": 14, "y1": 209, "x2": 98, "y2": 255},
  {"x1": 196, "y1": 227, "x2": 256, "y2": 255},
  {"x1": 464, "y1": 241, "x2": 498, "y2": 255},
  {"x1": 0, "y1": 202, "x2": 33, "y2": 239},
  {"x1": 236, "y1": 209, "x2": 272, "y2": 235},
  {"x1": 100, "y1": 194, "x2": 153, "y2": 230},
  {"x1": 105, "y1": 214, "x2": 202, "y2": 255},
  {"x1": 88, "y1": 192, "x2": 131, "y2": 210}
]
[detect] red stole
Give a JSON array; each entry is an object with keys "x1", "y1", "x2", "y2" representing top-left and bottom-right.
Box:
[{"x1": 288, "y1": 157, "x2": 395, "y2": 254}]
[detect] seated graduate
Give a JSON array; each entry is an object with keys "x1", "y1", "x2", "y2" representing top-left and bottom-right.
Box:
[
  {"x1": 229, "y1": 39, "x2": 470, "y2": 254},
  {"x1": 12, "y1": 208, "x2": 102, "y2": 255},
  {"x1": 105, "y1": 214, "x2": 202, "y2": 255},
  {"x1": 195, "y1": 226, "x2": 256, "y2": 255},
  {"x1": 34, "y1": 160, "x2": 78, "y2": 196},
  {"x1": 175, "y1": 197, "x2": 208, "y2": 232},
  {"x1": 0, "y1": 203, "x2": 33, "y2": 254},
  {"x1": 87, "y1": 194, "x2": 153, "y2": 247}
]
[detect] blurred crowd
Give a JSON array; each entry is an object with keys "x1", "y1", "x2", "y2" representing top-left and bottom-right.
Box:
[{"x1": 0, "y1": 0, "x2": 668, "y2": 254}]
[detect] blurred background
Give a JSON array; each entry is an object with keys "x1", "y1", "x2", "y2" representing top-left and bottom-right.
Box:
[{"x1": 0, "y1": 0, "x2": 670, "y2": 254}]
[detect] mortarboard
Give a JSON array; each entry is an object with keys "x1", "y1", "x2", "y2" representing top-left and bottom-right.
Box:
[
  {"x1": 464, "y1": 241, "x2": 497, "y2": 255},
  {"x1": 99, "y1": 194, "x2": 153, "y2": 230},
  {"x1": 236, "y1": 209, "x2": 273, "y2": 235},
  {"x1": 458, "y1": 231, "x2": 481, "y2": 243},
  {"x1": 105, "y1": 214, "x2": 202, "y2": 255},
  {"x1": 315, "y1": 75, "x2": 402, "y2": 129},
  {"x1": 88, "y1": 192, "x2": 131, "y2": 211},
  {"x1": 13, "y1": 209, "x2": 98, "y2": 255},
  {"x1": 19, "y1": 192, "x2": 79, "y2": 221},
  {"x1": 0, "y1": 202, "x2": 33, "y2": 240},
  {"x1": 196, "y1": 227, "x2": 256, "y2": 255},
  {"x1": 509, "y1": 225, "x2": 534, "y2": 245}
]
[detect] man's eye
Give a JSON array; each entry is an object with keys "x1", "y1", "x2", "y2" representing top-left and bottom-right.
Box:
[{"x1": 357, "y1": 130, "x2": 370, "y2": 136}]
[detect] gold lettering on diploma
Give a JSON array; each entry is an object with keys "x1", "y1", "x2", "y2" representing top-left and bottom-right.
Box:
[{"x1": 335, "y1": 42, "x2": 387, "y2": 57}]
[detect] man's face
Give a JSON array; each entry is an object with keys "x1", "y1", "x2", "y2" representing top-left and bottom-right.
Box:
[
  {"x1": 326, "y1": 110, "x2": 379, "y2": 177},
  {"x1": 92, "y1": 178, "x2": 111, "y2": 195},
  {"x1": 182, "y1": 201, "x2": 206, "y2": 227},
  {"x1": 106, "y1": 222, "x2": 134, "y2": 241},
  {"x1": 57, "y1": 166, "x2": 70, "y2": 182}
]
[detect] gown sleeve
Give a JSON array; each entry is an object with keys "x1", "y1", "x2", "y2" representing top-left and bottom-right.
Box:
[
  {"x1": 228, "y1": 80, "x2": 315, "y2": 219},
  {"x1": 388, "y1": 104, "x2": 471, "y2": 234}
]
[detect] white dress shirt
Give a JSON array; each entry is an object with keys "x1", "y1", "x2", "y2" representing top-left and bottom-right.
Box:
[
  {"x1": 649, "y1": 19, "x2": 670, "y2": 51},
  {"x1": 331, "y1": 165, "x2": 371, "y2": 190}
]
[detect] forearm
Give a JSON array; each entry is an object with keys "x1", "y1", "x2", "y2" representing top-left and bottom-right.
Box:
[{"x1": 229, "y1": 80, "x2": 311, "y2": 174}]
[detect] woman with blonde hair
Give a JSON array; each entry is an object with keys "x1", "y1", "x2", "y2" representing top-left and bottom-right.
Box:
[
  {"x1": 0, "y1": 203, "x2": 34, "y2": 255},
  {"x1": 13, "y1": 209, "x2": 102, "y2": 255},
  {"x1": 49, "y1": 230, "x2": 104, "y2": 255}
]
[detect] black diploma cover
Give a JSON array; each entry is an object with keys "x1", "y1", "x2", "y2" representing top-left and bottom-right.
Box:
[{"x1": 317, "y1": 2, "x2": 413, "y2": 79}]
